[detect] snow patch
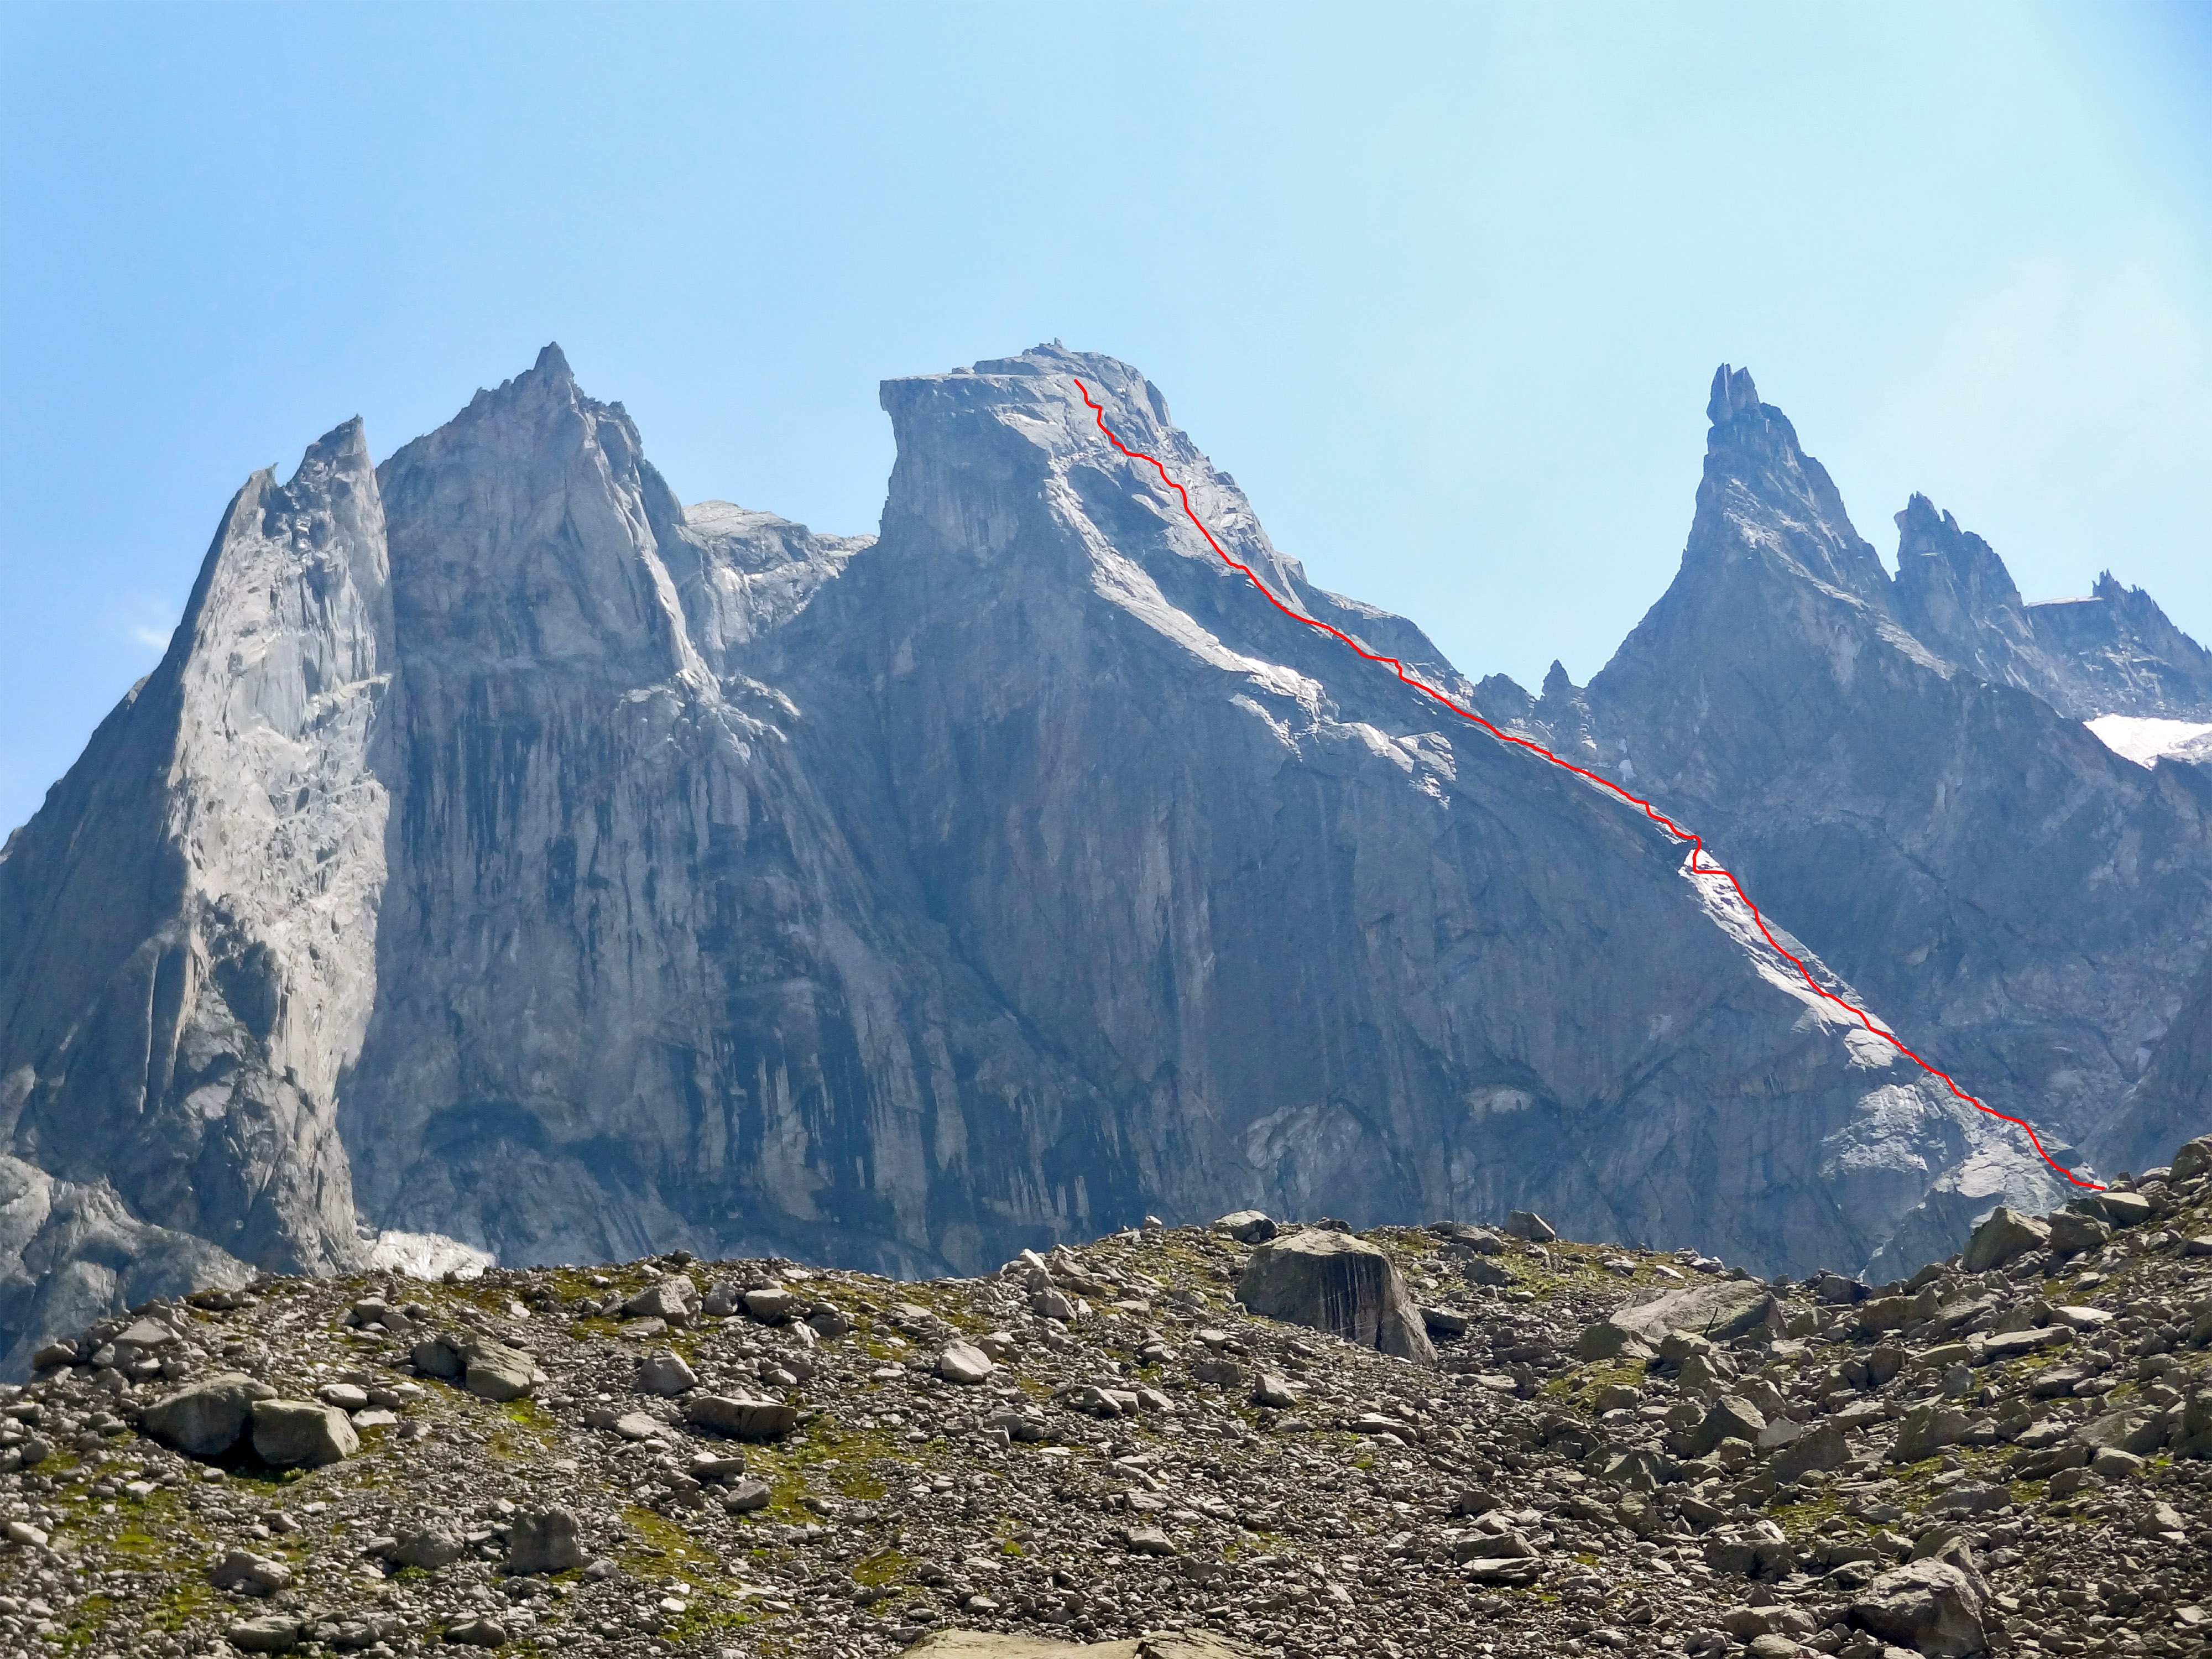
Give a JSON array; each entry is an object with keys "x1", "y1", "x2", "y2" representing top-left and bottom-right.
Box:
[
  {"x1": 1683, "y1": 851, "x2": 1885, "y2": 1046},
  {"x1": 1071, "y1": 503, "x2": 1325, "y2": 708},
  {"x1": 366, "y1": 1229, "x2": 495, "y2": 1280},
  {"x1": 2085, "y1": 714, "x2": 2212, "y2": 769}
]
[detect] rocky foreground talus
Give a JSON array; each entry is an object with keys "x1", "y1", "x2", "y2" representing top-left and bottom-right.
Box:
[{"x1": 3, "y1": 1137, "x2": 2212, "y2": 1659}]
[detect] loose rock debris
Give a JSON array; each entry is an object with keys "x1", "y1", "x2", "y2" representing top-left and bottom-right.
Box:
[{"x1": 5, "y1": 1137, "x2": 2212, "y2": 1658}]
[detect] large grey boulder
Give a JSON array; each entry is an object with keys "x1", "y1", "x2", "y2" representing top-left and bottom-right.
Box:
[
  {"x1": 505, "y1": 1509, "x2": 587, "y2": 1574},
  {"x1": 210, "y1": 1549, "x2": 293, "y2": 1596},
  {"x1": 636, "y1": 1350, "x2": 697, "y2": 1396},
  {"x1": 1209, "y1": 1212, "x2": 1276, "y2": 1244},
  {"x1": 1609, "y1": 1280, "x2": 1778, "y2": 1348},
  {"x1": 1770, "y1": 1420, "x2": 1848, "y2": 1482},
  {"x1": 623, "y1": 1277, "x2": 695, "y2": 1325},
  {"x1": 1849, "y1": 1559, "x2": 1986, "y2": 1657},
  {"x1": 410, "y1": 1333, "x2": 466, "y2": 1379},
  {"x1": 685, "y1": 1394, "x2": 799, "y2": 1440},
  {"x1": 1574, "y1": 1319, "x2": 1653, "y2": 1363},
  {"x1": 249, "y1": 1399, "x2": 359, "y2": 1468},
  {"x1": 1236, "y1": 1230, "x2": 1435, "y2": 1365},
  {"x1": 2094, "y1": 1191, "x2": 2154, "y2": 1228},
  {"x1": 2077, "y1": 1404, "x2": 2166, "y2": 1457},
  {"x1": 224, "y1": 1616, "x2": 302, "y2": 1653},
  {"x1": 1892, "y1": 1402, "x2": 1972, "y2": 1464},
  {"x1": 140, "y1": 1371, "x2": 276, "y2": 1457},
  {"x1": 1502, "y1": 1211, "x2": 1556, "y2": 1243},
  {"x1": 392, "y1": 1528, "x2": 464, "y2": 1569},
  {"x1": 109, "y1": 1317, "x2": 181, "y2": 1359},
  {"x1": 936, "y1": 1340, "x2": 996, "y2": 1385},
  {"x1": 412, "y1": 1331, "x2": 536, "y2": 1400},
  {"x1": 722, "y1": 1478, "x2": 773, "y2": 1513},
  {"x1": 743, "y1": 1287, "x2": 798, "y2": 1322},
  {"x1": 1961, "y1": 1206, "x2": 2048, "y2": 1272},
  {"x1": 1676, "y1": 1396, "x2": 1766, "y2": 1459},
  {"x1": 2047, "y1": 1208, "x2": 2110, "y2": 1258},
  {"x1": 462, "y1": 1338, "x2": 537, "y2": 1402},
  {"x1": 2176, "y1": 1390, "x2": 2212, "y2": 1461}
]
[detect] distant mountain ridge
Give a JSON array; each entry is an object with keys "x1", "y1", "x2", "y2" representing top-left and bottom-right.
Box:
[
  {"x1": 0, "y1": 347, "x2": 2203, "y2": 1370},
  {"x1": 1490, "y1": 364, "x2": 2212, "y2": 1188}
]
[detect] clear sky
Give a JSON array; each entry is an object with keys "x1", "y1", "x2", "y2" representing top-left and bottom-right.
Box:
[{"x1": 3, "y1": 1, "x2": 2208, "y2": 839}]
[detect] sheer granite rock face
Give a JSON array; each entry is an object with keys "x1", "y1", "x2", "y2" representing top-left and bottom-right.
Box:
[
  {"x1": 771, "y1": 347, "x2": 2056, "y2": 1277},
  {"x1": 2105, "y1": 957, "x2": 2212, "y2": 1176},
  {"x1": 1580, "y1": 366, "x2": 2212, "y2": 1182},
  {"x1": 0, "y1": 346, "x2": 2140, "y2": 1362},
  {"x1": 0, "y1": 419, "x2": 389, "y2": 1365},
  {"x1": 335, "y1": 345, "x2": 2030, "y2": 1290},
  {"x1": 340, "y1": 346, "x2": 1077, "y2": 1275}
]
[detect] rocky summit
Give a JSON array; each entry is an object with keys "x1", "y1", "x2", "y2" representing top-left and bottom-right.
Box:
[
  {"x1": 25, "y1": 343, "x2": 2205, "y2": 1369},
  {"x1": 3, "y1": 1130, "x2": 2211, "y2": 1659}
]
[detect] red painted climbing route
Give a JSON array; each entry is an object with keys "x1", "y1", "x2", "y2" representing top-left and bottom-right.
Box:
[{"x1": 1070, "y1": 375, "x2": 2101, "y2": 1192}]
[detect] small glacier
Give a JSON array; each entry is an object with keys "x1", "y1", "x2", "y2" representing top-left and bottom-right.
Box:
[
  {"x1": 2084, "y1": 714, "x2": 2212, "y2": 768},
  {"x1": 365, "y1": 1229, "x2": 496, "y2": 1280}
]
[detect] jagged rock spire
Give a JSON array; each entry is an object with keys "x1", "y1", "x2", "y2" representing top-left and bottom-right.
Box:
[{"x1": 1707, "y1": 363, "x2": 1760, "y2": 425}]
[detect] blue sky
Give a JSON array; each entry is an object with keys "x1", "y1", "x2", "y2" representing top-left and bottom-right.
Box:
[{"x1": 2, "y1": 1, "x2": 2208, "y2": 838}]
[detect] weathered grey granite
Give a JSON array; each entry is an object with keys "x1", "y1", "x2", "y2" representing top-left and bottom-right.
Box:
[
  {"x1": 0, "y1": 345, "x2": 2174, "y2": 1362},
  {"x1": 1237, "y1": 1229, "x2": 1436, "y2": 1364},
  {"x1": 0, "y1": 1157, "x2": 252, "y2": 1376},
  {"x1": 0, "y1": 419, "x2": 389, "y2": 1366},
  {"x1": 2104, "y1": 953, "x2": 2212, "y2": 1175},
  {"x1": 1892, "y1": 491, "x2": 2212, "y2": 724},
  {"x1": 1569, "y1": 366, "x2": 2212, "y2": 1197}
]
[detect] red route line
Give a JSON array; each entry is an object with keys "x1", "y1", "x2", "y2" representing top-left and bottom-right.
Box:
[{"x1": 1071, "y1": 375, "x2": 2102, "y2": 1192}]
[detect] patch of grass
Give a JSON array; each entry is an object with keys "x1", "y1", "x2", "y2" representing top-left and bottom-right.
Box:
[
  {"x1": 544, "y1": 1265, "x2": 622, "y2": 1300},
  {"x1": 861, "y1": 1334, "x2": 918, "y2": 1366},
  {"x1": 1542, "y1": 1361, "x2": 1645, "y2": 1413},
  {"x1": 880, "y1": 1282, "x2": 988, "y2": 1334},
  {"x1": 618, "y1": 1505, "x2": 702, "y2": 1574},
  {"x1": 727, "y1": 1442, "x2": 834, "y2": 1525},
  {"x1": 778, "y1": 1424, "x2": 902, "y2": 1502},
  {"x1": 108, "y1": 1520, "x2": 175, "y2": 1562},
  {"x1": 658, "y1": 1595, "x2": 760, "y2": 1645},
  {"x1": 144, "y1": 1575, "x2": 217, "y2": 1634},
  {"x1": 606, "y1": 1504, "x2": 770, "y2": 1644},
  {"x1": 56, "y1": 1592, "x2": 116, "y2": 1652},
  {"x1": 1767, "y1": 1491, "x2": 1846, "y2": 1535},
  {"x1": 851, "y1": 1547, "x2": 911, "y2": 1587}
]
